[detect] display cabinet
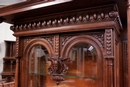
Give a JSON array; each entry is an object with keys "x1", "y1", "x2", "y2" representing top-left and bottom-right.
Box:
[
  {"x1": 6, "y1": 4, "x2": 123, "y2": 87},
  {"x1": 1, "y1": 41, "x2": 16, "y2": 82}
]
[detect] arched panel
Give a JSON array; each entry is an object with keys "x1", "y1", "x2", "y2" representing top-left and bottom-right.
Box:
[
  {"x1": 61, "y1": 35, "x2": 104, "y2": 58},
  {"x1": 60, "y1": 35, "x2": 104, "y2": 87},
  {"x1": 23, "y1": 38, "x2": 54, "y2": 57}
]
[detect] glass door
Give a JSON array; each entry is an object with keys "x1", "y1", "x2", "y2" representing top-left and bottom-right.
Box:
[
  {"x1": 60, "y1": 43, "x2": 98, "y2": 87},
  {"x1": 28, "y1": 42, "x2": 102, "y2": 87}
]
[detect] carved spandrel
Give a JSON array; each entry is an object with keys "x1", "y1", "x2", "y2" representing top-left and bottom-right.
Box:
[
  {"x1": 44, "y1": 37, "x2": 54, "y2": 47},
  {"x1": 24, "y1": 38, "x2": 32, "y2": 47},
  {"x1": 61, "y1": 32, "x2": 104, "y2": 48},
  {"x1": 23, "y1": 36, "x2": 54, "y2": 48},
  {"x1": 61, "y1": 36, "x2": 73, "y2": 47},
  {"x1": 89, "y1": 33, "x2": 104, "y2": 46}
]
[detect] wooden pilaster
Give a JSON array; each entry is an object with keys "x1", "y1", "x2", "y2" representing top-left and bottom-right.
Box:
[
  {"x1": 127, "y1": 0, "x2": 130, "y2": 87},
  {"x1": 14, "y1": 37, "x2": 20, "y2": 87}
]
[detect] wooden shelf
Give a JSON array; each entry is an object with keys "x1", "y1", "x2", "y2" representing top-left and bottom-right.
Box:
[{"x1": 1, "y1": 41, "x2": 16, "y2": 82}]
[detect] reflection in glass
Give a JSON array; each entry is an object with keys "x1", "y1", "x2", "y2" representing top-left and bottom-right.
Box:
[{"x1": 29, "y1": 45, "x2": 50, "y2": 87}]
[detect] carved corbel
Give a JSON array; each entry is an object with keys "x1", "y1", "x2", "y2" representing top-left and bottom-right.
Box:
[{"x1": 48, "y1": 57, "x2": 70, "y2": 85}]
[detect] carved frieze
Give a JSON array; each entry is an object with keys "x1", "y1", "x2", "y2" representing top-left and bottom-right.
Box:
[{"x1": 10, "y1": 10, "x2": 120, "y2": 32}]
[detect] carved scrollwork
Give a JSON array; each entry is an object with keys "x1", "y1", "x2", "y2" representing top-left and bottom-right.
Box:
[
  {"x1": 24, "y1": 38, "x2": 33, "y2": 47},
  {"x1": 61, "y1": 35, "x2": 73, "y2": 47},
  {"x1": 44, "y1": 37, "x2": 54, "y2": 47},
  {"x1": 48, "y1": 57, "x2": 70, "y2": 85},
  {"x1": 89, "y1": 33, "x2": 104, "y2": 46},
  {"x1": 61, "y1": 33, "x2": 104, "y2": 48}
]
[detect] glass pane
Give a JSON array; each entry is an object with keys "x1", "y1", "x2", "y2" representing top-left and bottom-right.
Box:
[
  {"x1": 29, "y1": 45, "x2": 49, "y2": 75},
  {"x1": 29, "y1": 45, "x2": 52, "y2": 87},
  {"x1": 64, "y1": 43, "x2": 97, "y2": 87},
  {"x1": 28, "y1": 43, "x2": 98, "y2": 87}
]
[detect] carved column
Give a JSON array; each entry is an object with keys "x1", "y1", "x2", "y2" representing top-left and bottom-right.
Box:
[
  {"x1": 14, "y1": 37, "x2": 20, "y2": 87},
  {"x1": 105, "y1": 29, "x2": 114, "y2": 87},
  {"x1": 127, "y1": 0, "x2": 130, "y2": 87}
]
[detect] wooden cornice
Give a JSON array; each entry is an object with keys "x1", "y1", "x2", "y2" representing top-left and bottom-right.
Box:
[
  {"x1": 0, "y1": 0, "x2": 126, "y2": 24},
  {"x1": 0, "y1": 0, "x2": 72, "y2": 23},
  {"x1": 0, "y1": 0, "x2": 72, "y2": 16},
  {"x1": 10, "y1": 4, "x2": 122, "y2": 36}
]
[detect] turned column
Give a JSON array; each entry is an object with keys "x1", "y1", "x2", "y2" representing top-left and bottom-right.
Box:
[{"x1": 127, "y1": 0, "x2": 130, "y2": 87}]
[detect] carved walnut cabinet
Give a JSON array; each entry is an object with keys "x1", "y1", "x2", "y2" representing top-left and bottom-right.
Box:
[
  {"x1": 0, "y1": 0, "x2": 124, "y2": 86},
  {"x1": 8, "y1": 4, "x2": 123, "y2": 87}
]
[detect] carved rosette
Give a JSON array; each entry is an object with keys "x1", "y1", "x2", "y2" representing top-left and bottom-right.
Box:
[{"x1": 48, "y1": 57, "x2": 70, "y2": 85}]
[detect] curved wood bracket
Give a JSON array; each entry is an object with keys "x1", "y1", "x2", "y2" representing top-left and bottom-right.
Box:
[{"x1": 48, "y1": 57, "x2": 70, "y2": 85}]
